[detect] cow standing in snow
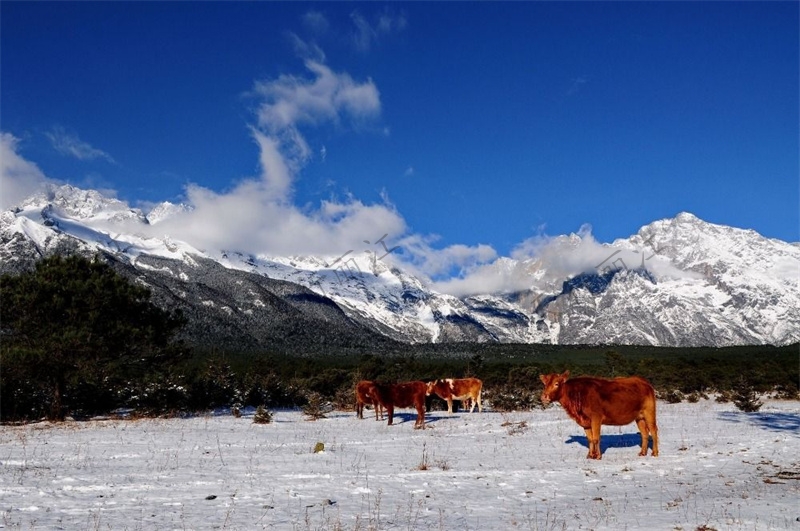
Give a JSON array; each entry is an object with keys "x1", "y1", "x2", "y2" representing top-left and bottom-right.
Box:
[
  {"x1": 372, "y1": 381, "x2": 428, "y2": 429},
  {"x1": 539, "y1": 371, "x2": 659, "y2": 460},
  {"x1": 355, "y1": 380, "x2": 384, "y2": 420},
  {"x1": 426, "y1": 378, "x2": 483, "y2": 414}
]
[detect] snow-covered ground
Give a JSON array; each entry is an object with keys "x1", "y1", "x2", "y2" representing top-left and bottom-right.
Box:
[{"x1": 1, "y1": 399, "x2": 798, "y2": 530}]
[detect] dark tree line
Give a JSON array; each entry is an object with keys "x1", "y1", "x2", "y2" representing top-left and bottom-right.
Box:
[
  {"x1": 2, "y1": 255, "x2": 797, "y2": 423},
  {"x1": 1, "y1": 255, "x2": 186, "y2": 420}
]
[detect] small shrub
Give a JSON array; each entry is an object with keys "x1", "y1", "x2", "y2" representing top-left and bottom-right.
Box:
[
  {"x1": 732, "y1": 377, "x2": 763, "y2": 413},
  {"x1": 773, "y1": 383, "x2": 799, "y2": 400},
  {"x1": 332, "y1": 384, "x2": 356, "y2": 411},
  {"x1": 253, "y1": 405, "x2": 273, "y2": 424},
  {"x1": 313, "y1": 442, "x2": 325, "y2": 453},
  {"x1": 302, "y1": 391, "x2": 332, "y2": 421},
  {"x1": 488, "y1": 385, "x2": 541, "y2": 412},
  {"x1": 715, "y1": 390, "x2": 732, "y2": 403},
  {"x1": 660, "y1": 389, "x2": 684, "y2": 404}
]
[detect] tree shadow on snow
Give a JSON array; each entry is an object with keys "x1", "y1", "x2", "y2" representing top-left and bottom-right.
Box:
[
  {"x1": 566, "y1": 433, "x2": 651, "y2": 455},
  {"x1": 718, "y1": 411, "x2": 800, "y2": 435}
]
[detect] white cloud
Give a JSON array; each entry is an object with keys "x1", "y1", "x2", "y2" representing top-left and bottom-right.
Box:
[
  {"x1": 245, "y1": 59, "x2": 380, "y2": 199},
  {"x1": 511, "y1": 226, "x2": 693, "y2": 280},
  {"x1": 397, "y1": 233, "x2": 497, "y2": 280},
  {"x1": 253, "y1": 61, "x2": 380, "y2": 133},
  {"x1": 0, "y1": 133, "x2": 50, "y2": 210},
  {"x1": 140, "y1": 59, "x2": 395, "y2": 258},
  {"x1": 45, "y1": 126, "x2": 115, "y2": 163},
  {"x1": 156, "y1": 182, "x2": 406, "y2": 258},
  {"x1": 433, "y1": 258, "x2": 539, "y2": 298},
  {"x1": 251, "y1": 130, "x2": 294, "y2": 200},
  {"x1": 431, "y1": 224, "x2": 700, "y2": 298}
]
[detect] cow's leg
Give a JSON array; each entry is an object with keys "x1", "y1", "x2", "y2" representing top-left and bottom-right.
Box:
[
  {"x1": 476, "y1": 390, "x2": 483, "y2": 412},
  {"x1": 644, "y1": 410, "x2": 659, "y2": 457},
  {"x1": 587, "y1": 419, "x2": 602, "y2": 459},
  {"x1": 414, "y1": 402, "x2": 425, "y2": 429},
  {"x1": 357, "y1": 401, "x2": 363, "y2": 419},
  {"x1": 583, "y1": 428, "x2": 594, "y2": 459},
  {"x1": 386, "y1": 405, "x2": 395, "y2": 426},
  {"x1": 447, "y1": 398, "x2": 454, "y2": 415},
  {"x1": 635, "y1": 418, "x2": 650, "y2": 456}
]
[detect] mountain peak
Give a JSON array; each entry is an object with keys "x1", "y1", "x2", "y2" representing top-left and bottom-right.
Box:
[
  {"x1": 147, "y1": 201, "x2": 192, "y2": 225},
  {"x1": 674, "y1": 211, "x2": 700, "y2": 223},
  {"x1": 17, "y1": 183, "x2": 144, "y2": 224},
  {"x1": 2, "y1": 185, "x2": 798, "y2": 347}
]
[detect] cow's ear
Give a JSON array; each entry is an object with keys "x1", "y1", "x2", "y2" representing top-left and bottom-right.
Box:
[
  {"x1": 539, "y1": 374, "x2": 547, "y2": 384},
  {"x1": 562, "y1": 370, "x2": 570, "y2": 379}
]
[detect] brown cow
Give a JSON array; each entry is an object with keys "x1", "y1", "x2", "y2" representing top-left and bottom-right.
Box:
[
  {"x1": 373, "y1": 381, "x2": 427, "y2": 429},
  {"x1": 427, "y1": 378, "x2": 483, "y2": 414},
  {"x1": 355, "y1": 380, "x2": 384, "y2": 420},
  {"x1": 539, "y1": 371, "x2": 659, "y2": 460}
]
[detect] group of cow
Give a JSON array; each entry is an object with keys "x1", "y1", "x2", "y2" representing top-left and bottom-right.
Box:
[
  {"x1": 356, "y1": 377, "x2": 484, "y2": 429},
  {"x1": 355, "y1": 372, "x2": 659, "y2": 460}
]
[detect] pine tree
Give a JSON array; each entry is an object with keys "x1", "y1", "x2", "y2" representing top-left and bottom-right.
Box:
[
  {"x1": 1, "y1": 255, "x2": 186, "y2": 420},
  {"x1": 253, "y1": 405, "x2": 273, "y2": 424},
  {"x1": 302, "y1": 392, "x2": 332, "y2": 420},
  {"x1": 732, "y1": 376, "x2": 763, "y2": 413}
]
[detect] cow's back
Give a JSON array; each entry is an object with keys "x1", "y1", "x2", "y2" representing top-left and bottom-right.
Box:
[{"x1": 373, "y1": 381, "x2": 424, "y2": 407}]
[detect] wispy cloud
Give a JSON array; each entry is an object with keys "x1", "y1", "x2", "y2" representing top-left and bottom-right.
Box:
[
  {"x1": 246, "y1": 59, "x2": 381, "y2": 199},
  {"x1": 566, "y1": 76, "x2": 588, "y2": 97},
  {"x1": 350, "y1": 8, "x2": 407, "y2": 52},
  {"x1": 302, "y1": 10, "x2": 330, "y2": 36},
  {"x1": 144, "y1": 57, "x2": 393, "y2": 257},
  {"x1": 45, "y1": 126, "x2": 116, "y2": 163},
  {"x1": 287, "y1": 32, "x2": 326, "y2": 63},
  {"x1": 0, "y1": 133, "x2": 51, "y2": 210}
]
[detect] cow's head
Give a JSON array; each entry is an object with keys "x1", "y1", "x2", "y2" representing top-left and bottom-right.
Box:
[
  {"x1": 539, "y1": 370, "x2": 570, "y2": 405},
  {"x1": 425, "y1": 380, "x2": 439, "y2": 396}
]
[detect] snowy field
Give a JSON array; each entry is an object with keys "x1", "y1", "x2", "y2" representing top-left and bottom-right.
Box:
[{"x1": 1, "y1": 399, "x2": 798, "y2": 530}]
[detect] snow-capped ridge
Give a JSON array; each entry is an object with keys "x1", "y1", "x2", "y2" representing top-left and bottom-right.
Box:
[
  {"x1": 146, "y1": 201, "x2": 193, "y2": 225},
  {"x1": 1, "y1": 184, "x2": 798, "y2": 347}
]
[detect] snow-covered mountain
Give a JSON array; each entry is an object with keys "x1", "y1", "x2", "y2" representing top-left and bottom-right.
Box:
[{"x1": 2, "y1": 183, "x2": 798, "y2": 348}]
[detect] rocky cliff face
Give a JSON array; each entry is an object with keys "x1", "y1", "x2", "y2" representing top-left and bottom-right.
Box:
[{"x1": 2, "y1": 184, "x2": 798, "y2": 348}]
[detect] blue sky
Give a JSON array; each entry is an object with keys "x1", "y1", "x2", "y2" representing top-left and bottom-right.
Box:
[{"x1": 1, "y1": 2, "x2": 798, "y2": 285}]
